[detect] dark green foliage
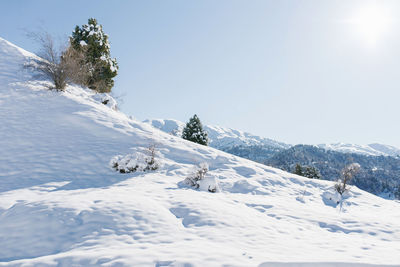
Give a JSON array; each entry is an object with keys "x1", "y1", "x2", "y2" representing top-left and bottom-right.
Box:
[
  {"x1": 394, "y1": 186, "x2": 400, "y2": 200},
  {"x1": 294, "y1": 164, "x2": 303, "y2": 176},
  {"x1": 303, "y1": 166, "x2": 321, "y2": 179},
  {"x1": 293, "y1": 163, "x2": 321, "y2": 179},
  {"x1": 70, "y1": 18, "x2": 118, "y2": 93},
  {"x1": 266, "y1": 144, "x2": 400, "y2": 197},
  {"x1": 182, "y1": 114, "x2": 209, "y2": 146}
]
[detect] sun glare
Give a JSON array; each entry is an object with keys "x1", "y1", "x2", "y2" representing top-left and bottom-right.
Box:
[{"x1": 351, "y1": 4, "x2": 393, "y2": 45}]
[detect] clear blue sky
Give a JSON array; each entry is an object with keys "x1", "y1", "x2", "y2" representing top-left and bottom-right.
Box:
[{"x1": 1, "y1": 0, "x2": 400, "y2": 147}]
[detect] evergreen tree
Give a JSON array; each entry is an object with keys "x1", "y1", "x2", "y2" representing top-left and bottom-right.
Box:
[
  {"x1": 294, "y1": 164, "x2": 303, "y2": 176},
  {"x1": 303, "y1": 166, "x2": 321, "y2": 179},
  {"x1": 70, "y1": 18, "x2": 118, "y2": 93},
  {"x1": 394, "y1": 186, "x2": 400, "y2": 200},
  {"x1": 293, "y1": 164, "x2": 321, "y2": 179},
  {"x1": 182, "y1": 114, "x2": 209, "y2": 146}
]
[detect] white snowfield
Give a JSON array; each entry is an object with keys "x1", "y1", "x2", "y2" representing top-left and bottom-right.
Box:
[{"x1": 0, "y1": 37, "x2": 400, "y2": 267}]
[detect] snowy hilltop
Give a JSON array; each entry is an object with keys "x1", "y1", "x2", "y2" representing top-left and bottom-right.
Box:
[{"x1": 1, "y1": 37, "x2": 400, "y2": 266}]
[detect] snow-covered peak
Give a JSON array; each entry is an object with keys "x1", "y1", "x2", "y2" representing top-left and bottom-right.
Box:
[
  {"x1": 144, "y1": 118, "x2": 290, "y2": 150},
  {"x1": 318, "y1": 143, "x2": 400, "y2": 157}
]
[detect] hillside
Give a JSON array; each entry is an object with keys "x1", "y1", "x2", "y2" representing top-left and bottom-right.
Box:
[
  {"x1": 265, "y1": 145, "x2": 400, "y2": 199},
  {"x1": 1, "y1": 37, "x2": 400, "y2": 266},
  {"x1": 145, "y1": 119, "x2": 400, "y2": 199}
]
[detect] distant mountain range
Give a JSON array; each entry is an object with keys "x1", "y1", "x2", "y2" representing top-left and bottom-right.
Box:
[
  {"x1": 144, "y1": 118, "x2": 400, "y2": 158},
  {"x1": 144, "y1": 118, "x2": 400, "y2": 199},
  {"x1": 265, "y1": 144, "x2": 400, "y2": 198},
  {"x1": 143, "y1": 118, "x2": 290, "y2": 149},
  {"x1": 317, "y1": 143, "x2": 400, "y2": 158}
]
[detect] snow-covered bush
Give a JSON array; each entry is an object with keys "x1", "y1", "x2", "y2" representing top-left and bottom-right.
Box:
[
  {"x1": 335, "y1": 163, "x2": 361, "y2": 195},
  {"x1": 145, "y1": 145, "x2": 159, "y2": 171},
  {"x1": 92, "y1": 93, "x2": 117, "y2": 110},
  {"x1": 110, "y1": 145, "x2": 160, "y2": 173},
  {"x1": 183, "y1": 163, "x2": 219, "y2": 193}
]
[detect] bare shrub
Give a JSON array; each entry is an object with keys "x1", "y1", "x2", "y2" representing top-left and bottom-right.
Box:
[
  {"x1": 184, "y1": 162, "x2": 209, "y2": 189},
  {"x1": 25, "y1": 32, "x2": 68, "y2": 90},
  {"x1": 25, "y1": 32, "x2": 90, "y2": 90},
  {"x1": 335, "y1": 163, "x2": 361, "y2": 195},
  {"x1": 144, "y1": 144, "x2": 159, "y2": 171},
  {"x1": 62, "y1": 45, "x2": 91, "y2": 86}
]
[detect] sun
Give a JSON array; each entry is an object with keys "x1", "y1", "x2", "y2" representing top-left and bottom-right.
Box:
[{"x1": 351, "y1": 4, "x2": 393, "y2": 45}]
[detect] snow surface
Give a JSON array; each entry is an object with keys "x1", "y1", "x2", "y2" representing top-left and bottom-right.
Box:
[{"x1": 1, "y1": 37, "x2": 400, "y2": 266}]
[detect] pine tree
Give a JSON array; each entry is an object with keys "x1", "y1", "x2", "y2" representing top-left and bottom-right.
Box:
[
  {"x1": 182, "y1": 114, "x2": 209, "y2": 146},
  {"x1": 294, "y1": 164, "x2": 321, "y2": 179},
  {"x1": 294, "y1": 164, "x2": 303, "y2": 176},
  {"x1": 303, "y1": 166, "x2": 321, "y2": 179},
  {"x1": 394, "y1": 186, "x2": 400, "y2": 200},
  {"x1": 70, "y1": 18, "x2": 118, "y2": 93}
]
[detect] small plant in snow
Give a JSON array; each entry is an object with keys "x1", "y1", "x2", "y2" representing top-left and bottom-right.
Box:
[
  {"x1": 145, "y1": 144, "x2": 159, "y2": 171},
  {"x1": 183, "y1": 162, "x2": 218, "y2": 193},
  {"x1": 184, "y1": 162, "x2": 209, "y2": 188},
  {"x1": 335, "y1": 163, "x2": 361, "y2": 195},
  {"x1": 110, "y1": 145, "x2": 160, "y2": 173}
]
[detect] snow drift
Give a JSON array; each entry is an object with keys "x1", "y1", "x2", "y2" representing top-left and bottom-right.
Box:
[{"x1": 0, "y1": 37, "x2": 400, "y2": 266}]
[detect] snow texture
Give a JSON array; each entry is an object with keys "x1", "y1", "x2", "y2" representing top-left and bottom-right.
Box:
[{"x1": 1, "y1": 37, "x2": 400, "y2": 266}]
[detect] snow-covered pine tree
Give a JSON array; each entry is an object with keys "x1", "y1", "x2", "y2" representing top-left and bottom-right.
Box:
[
  {"x1": 303, "y1": 166, "x2": 321, "y2": 179},
  {"x1": 182, "y1": 114, "x2": 209, "y2": 146},
  {"x1": 293, "y1": 164, "x2": 321, "y2": 179},
  {"x1": 70, "y1": 18, "x2": 118, "y2": 93}
]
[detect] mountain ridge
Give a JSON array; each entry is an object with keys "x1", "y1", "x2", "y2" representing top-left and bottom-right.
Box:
[{"x1": 144, "y1": 118, "x2": 400, "y2": 158}]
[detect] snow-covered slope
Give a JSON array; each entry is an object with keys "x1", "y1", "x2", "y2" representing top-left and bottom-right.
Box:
[
  {"x1": 143, "y1": 118, "x2": 290, "y2": 150},
  {"x1": 1, "y1": 37, "x2": 400, "y2": 266},
  {"x1": 318, "y1": 143, "x2": 400, "y2": 158}
]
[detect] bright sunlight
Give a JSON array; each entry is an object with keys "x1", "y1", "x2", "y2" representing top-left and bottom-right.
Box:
[{"x1": 352, "y1": 4, "x2": 393, "y2": 45}]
